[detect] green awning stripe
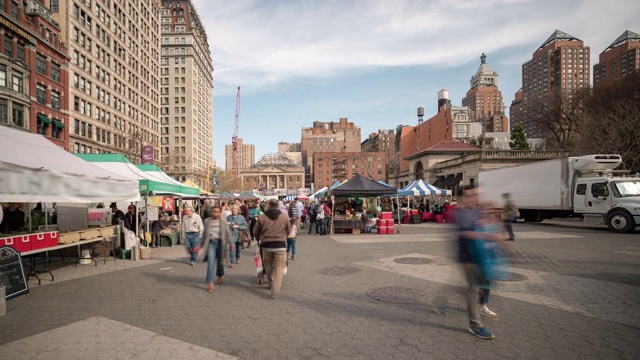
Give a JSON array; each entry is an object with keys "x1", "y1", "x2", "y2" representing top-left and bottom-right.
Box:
[
  {"x1": 37, "y1": 114, "x2": 51, "y2": 124},
  {"x1": 52, "y1": 119, "x2": 64, "y2": 128}
]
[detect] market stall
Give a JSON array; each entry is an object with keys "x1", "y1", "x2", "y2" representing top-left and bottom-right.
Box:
[
  {"x1": 399, "y1": 180, "x2": 451, "y2": 223},
  {"x1": 77, "y1": 154, "x2": 200, "y2": 245},
  {"x1": 329, "y1": 174, "x2": 398, "y2": 235},
  {"x1": 0, "y1": 126, "x2": 139, "y2": 293}
]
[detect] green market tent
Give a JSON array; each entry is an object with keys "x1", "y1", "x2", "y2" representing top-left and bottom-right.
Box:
[
  {"x1": 76, "y1": 154, "x2": 198, "y2": 197},
  {"x1": 238, "y1": 190, "x2": 260, "y2": 201},
  {"x1": 135, "y1": 164, "x2": 200, "y2": 197}
]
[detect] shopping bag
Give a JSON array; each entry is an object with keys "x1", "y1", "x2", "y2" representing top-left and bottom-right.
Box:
[
  {"x1": 468, "y1": 239, "x2": 509, "y2": 282},
  {"x1": 254, "y1": 251, "x2": 263, "y2": 275}
]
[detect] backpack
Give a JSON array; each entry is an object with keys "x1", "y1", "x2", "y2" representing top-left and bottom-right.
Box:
[
  {"x1": 309, "y1": 204, "x2": 318, "y2": 216},
  {"x1": 288, "y1": 204, "x2": 299, "y2": 219}
]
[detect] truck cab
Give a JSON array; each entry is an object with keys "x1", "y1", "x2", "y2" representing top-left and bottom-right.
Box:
[{"x1": 571, "y1": 155, "x2": 640, "y2": 232}]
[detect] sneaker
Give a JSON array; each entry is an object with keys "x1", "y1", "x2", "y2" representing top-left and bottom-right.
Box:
[
  {"x1": 189, "y1": 261, "x2": 195, "y2": 266},
  {"x1": 434, "y1": 304, "x2": 447, "y2": 316},
  {"x1": 291, "y1": 256, "x2": 296, "y2": 260},
  {"x1": 480, "y1": 305, "x2": 497, "y2": 318},
  {"x1": 469, "y1": 327, "x2": 495, "y2": 340},
  {"x1": 287, "y1": 254, "x2": 291, "y2": 259}
]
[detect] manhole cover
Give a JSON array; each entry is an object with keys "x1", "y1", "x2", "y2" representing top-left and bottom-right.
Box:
[
  {"x1": 318, "y1": 266, "x2": 361, "y2": 276},
  {"x1": 496, "y1": 272, "x2": 528, "y2": 282},
  {"x1": 366, "y1": 286, "x2": 426, "y2": 304},
  {"x1": 393, "y1": 257, "x2": 432, "y2": 265}
]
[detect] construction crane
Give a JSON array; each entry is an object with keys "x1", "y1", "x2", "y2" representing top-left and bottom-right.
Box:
[{"x1": 231, "y1": 86, "x2": 241, "y2": 178}]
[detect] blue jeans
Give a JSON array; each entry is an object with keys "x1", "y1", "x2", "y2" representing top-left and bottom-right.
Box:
[
  {"x1": 318, "y1": 218, "x2": 327, "y2": 235},
  {"x1": 206, "y1": 240, "x2": 224, "y2": 283},
  {"x1": 185, "y1": 232, "x2": 200, "y2": 263},
  {"x1": 229, "y1": 242, "x2": 241, "y2": 264},
  {"x1": 287, "y1": 237, "x2": 296, "y2": 257}
]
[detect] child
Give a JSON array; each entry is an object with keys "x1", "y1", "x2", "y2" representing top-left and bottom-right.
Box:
[{"x1": 287, "y1": 218, "x2": 297, "y2": 260}]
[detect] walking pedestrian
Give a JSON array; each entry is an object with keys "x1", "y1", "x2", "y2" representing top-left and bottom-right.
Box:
[
  {"x1": 307, "y1": 202, "x2": 318, "y2": 234},
  {"x1": 221, "y1": 202, "x2": 232, "y2": 219},
  {"x1": 455, "y1": 185, "x2": 501, "y2": 340},
  {"x1": 501, "y1": 193, "x2": 518, "y2": 241},
  {"x1": 248, "y1": 201, "x2": 262, "y2": 241},
  {"x1": 181, "y1": 205, "x2": 204, "y2": 266},
  {"x1": 317, "y1": 200, "x2": 330, "y2": 236},
  {"x1": 197, "y1": 206, "x2": 233, "y2": 293},
  {"x1": 287, "y1": 218, "x2": 297, "y2": 260},
  {"x1": 227, "y1": 204, "x2": 247, "y2": 267},
  {"x1": 288, "y1": 198, "x2": 302, "y2": 231},
  {"x1": 254, "y1": 199, "x2": 291, "y2": 299}
]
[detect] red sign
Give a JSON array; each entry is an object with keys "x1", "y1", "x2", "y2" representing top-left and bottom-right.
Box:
[{"x1": 162, "y1": 197, "x2": 175, "y2": 212}]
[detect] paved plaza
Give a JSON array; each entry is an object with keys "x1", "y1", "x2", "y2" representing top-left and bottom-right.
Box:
[{"x1": 1, "y1": 221, "x2": 639, "y2": 359}]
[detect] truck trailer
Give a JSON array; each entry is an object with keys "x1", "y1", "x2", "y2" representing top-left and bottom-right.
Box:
[{"x1": 478, "y1": 154, "x2": 640, "y2": 233}]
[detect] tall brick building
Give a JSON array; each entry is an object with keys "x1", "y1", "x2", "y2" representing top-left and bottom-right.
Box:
[
  {"x1": 593, "y1": 30, "x2": 639, "y2": 85},
  {"x1": 224, "y1": 137, "x2": 255, "y2": 172},
  {"x1": 0, "y1": 0, "x2": 70, "y2": 150},
  {"x1": 313, "y1": 152, "x2": 386, "y2": 189},
  {"x1": 509, "y1": 30, "x2": 590, "y2": 138},
  {"x1": 461, "y1": 53, "x2": 508, "y2": 132},
  {"x1": 300, "y1": 117, "x2": 361, "y2": 187}
]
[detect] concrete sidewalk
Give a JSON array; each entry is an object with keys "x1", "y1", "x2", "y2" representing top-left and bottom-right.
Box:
[{"x1": 1, "y1": 226, "x2": 639, "y2": 359}]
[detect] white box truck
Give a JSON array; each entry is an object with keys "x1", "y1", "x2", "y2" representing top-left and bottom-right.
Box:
[{"x1": 478, "y1": 154, "x2": 640, "y2": 233}]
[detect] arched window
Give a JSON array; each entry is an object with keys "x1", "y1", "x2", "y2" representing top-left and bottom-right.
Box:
[{"x1": 414, "y1": 161, "x2": 424, "y2": 180}]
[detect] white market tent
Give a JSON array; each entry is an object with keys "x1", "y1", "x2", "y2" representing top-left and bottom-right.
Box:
[{"x1": 0, "y1": 126, "x2": 139, "y2": 203}]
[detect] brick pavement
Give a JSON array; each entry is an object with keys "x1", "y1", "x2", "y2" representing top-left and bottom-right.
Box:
[{"x1": 0, "y1": 222, "x2": 638, "y2": 359}]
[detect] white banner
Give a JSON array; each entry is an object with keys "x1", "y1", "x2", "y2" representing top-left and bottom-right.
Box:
[{"x1": 0, "y1": 167, "x2": 140, "y2": 203}]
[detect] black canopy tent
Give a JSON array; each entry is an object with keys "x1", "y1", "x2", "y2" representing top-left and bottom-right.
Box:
[{"x1": 329, "y1": 174, "x2": 400, "y2": 234}]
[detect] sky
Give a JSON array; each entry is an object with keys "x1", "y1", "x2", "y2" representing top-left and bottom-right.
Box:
[{"x1": 191, "y1": 0, "x2": 640, "y2": 169}]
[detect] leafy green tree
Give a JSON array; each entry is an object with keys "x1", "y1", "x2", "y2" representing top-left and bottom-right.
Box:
[
  {"x1": 509, "y1": 125, "x2": 530, "y2": 150},
  {"x1": 469, "y1": 138, "x2": 478, "y2": 146}
]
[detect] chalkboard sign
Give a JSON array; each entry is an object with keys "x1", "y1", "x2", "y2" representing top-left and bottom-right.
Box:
[{"x1": 0, "y1": 246, "x2": 29, "y2": 299}]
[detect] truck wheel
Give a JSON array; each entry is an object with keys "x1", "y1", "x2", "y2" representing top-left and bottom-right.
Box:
[
  {"x1": 606, "y1": 210, "x2": 635, "y2": 233},
  {"x1": 524, "y1": 213, "x2": 543, "y2": 223}
]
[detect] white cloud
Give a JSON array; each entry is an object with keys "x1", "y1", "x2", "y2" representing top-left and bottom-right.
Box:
[{"x1": 192, "y1": 0, "x2": 640, "y2": 94}]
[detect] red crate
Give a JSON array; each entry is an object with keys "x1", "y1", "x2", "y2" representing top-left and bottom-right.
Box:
[
  {"x1": 30, "y1": 232, "x2": 48, "y2": 251},
  {"x1": 44, "y1": 232, "x2": 58, "y2": 248},
  {"x1": 410, "y1": 210, "x2": 419, "y2": 215},
  {"x1": 436, "y1": 215, "x2": 444, "y2": 224},
  {"x1": 386, "y1": 226, "x2": 394, "y2": 234},
  {"x1": 0, "y1": 236, "x2": 13, "y2": 248},
  {"x1": 5, "y1": 235, "x2": 31, "y2": 253},
  {"x1": 386, "y1": 219, "x2": 395, "y2": 227},
  {"x1": 376, "y1": 219, "x2": 385, "y2": 227},
  {"x1": 379, "y1": 212, "x2": 392, "y2": 220},
  {"x1": 377, "y1": 226, "x2": 387, "y2": 234}
]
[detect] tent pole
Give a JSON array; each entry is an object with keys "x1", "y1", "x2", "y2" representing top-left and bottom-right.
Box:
[
  {"x1": 396, "y1": 194, "x2": 400, "y2": 234},
  {"x1": 330, "y1": 195, "x2": 335, "y2": 235}
]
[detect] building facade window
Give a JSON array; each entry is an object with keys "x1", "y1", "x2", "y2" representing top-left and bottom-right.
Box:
[
  {"x1": 4, "y1": 36, "x2": 12, "y2": 57},
  {"x1": 0, "y1": 65, "x2": 5, "y2": 87},
  {"x1": 51, "y1": 63, "x2": 61, "y2": 82},
  {"x1": 12, "y1": 104, "x2": 24, "y2": 127},
  {"x1": 36, "y1": 55, "x2": 47, "y2": 75},
  {"x1": 51, "y1": 91, "x2": 60, "y2": 110},
  {"x1": 12, "y1": 73, "x2": 23, "y2": 93},
  {"x1": 0, "y1": 99, "x2": 7, "y2": 123},
  {"x1": 36, "y1": 85, "x2": 47, "y2": 104}
]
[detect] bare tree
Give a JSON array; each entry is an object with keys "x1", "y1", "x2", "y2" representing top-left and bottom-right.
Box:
[
  {"x1": 212, "y1": 168, "x2": 243, "y2": 193},
  {"x1": 575, "y1": 72, "x2": 640, "y2": 172},
  {"x1": 534, "y1": 88, "x2": 589, "y2": 152}
]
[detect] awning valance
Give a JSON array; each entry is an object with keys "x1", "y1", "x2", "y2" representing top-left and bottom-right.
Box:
[
  {"x1": 37, "y1": 114, "x2": 51, "y2": 124},
  {"x1": 52, "y1": 119, "x2": 65, "y2": 128}
]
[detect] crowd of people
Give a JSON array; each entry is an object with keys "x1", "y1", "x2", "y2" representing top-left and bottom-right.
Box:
[{"x1": 185, "y1": 196, "x2": 328, "y2": 299}]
